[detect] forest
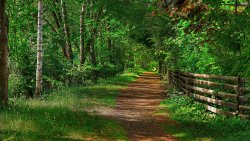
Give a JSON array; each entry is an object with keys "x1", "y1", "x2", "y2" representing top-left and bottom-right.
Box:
[{"x1": 0, "y1": 0, "x2": 250, "y2": 140}]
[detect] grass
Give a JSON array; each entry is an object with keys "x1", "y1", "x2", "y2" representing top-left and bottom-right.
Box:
[
  {"x1": 0, "y1": 72, "x2": 138, "y2": 141},
  {"x1": 161, "y1": 88, "x2": 250, "y2": 141}
]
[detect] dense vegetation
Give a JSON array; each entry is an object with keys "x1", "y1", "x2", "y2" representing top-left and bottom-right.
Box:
[
  {"x1": 3, "y1": 0, "x2": 155, "y2": 102},
  {"x1": 150, "y1": 0, "x2": 250, "y2": 76},
  {"x1": 0, "y1": 0, "x2": 249, "y2": 105},
  {"x1": 0, "y1": 0, "x2": 249, "y2": 140}
]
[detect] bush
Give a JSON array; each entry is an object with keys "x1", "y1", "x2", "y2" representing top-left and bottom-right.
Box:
[
  {"x1": 97, "y1": 63, "x2": 121, "y2": 78},
  {"x1": 8, "y1": 73, "x2": 26, "y2": 98},
  {"x1": 67, "y1": 62, "x2": 124, "y2": 85}
]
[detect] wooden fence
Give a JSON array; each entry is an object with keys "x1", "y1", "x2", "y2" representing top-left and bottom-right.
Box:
[{"x1": 168, "y1": 71, "x2": 250, "y2": 119}]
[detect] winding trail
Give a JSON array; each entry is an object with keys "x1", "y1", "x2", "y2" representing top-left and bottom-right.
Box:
[{"x1": 88, "y1": 72, "x2": 177, "y2": 141}]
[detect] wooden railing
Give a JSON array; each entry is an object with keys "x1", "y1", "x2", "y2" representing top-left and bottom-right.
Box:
[{"x1": 168, "y1": 71, "x2": 250, "y2": 119}]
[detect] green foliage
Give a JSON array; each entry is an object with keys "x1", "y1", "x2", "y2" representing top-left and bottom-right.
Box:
[
  {"x1": 97, "y1": 63, "x2": 121, "y2": 78},
  {"x1": 0, "y1": 72, "x2": 137, "y2": 140},
  {"x1": 162, "y1": 90, "x2": 250, "y2": 141},
  {"x1": 66, "y1": 62, "x2": 124, "y2": 86},
  {"x1": 6, "y1": 0, "x2": 250, "y2": 99},
  {"x1": 8, "y1": 73, "x2": 25, "y2": 98},
  {"x1": 140, "y1": 0, "x2": 250, "y2": 77},
  {"x1": 6, "y1": 0, "x2": 152, "y2": 98}
]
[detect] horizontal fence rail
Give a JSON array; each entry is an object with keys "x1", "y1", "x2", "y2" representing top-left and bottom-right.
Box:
[{"x1": 168, "y1": 71, "x2": 250, "y2": 119}]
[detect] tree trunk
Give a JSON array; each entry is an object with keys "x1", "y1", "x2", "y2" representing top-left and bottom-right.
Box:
[
  {"x1": 0, "y1": 0, "x2": 8, "y2": 108},
  {"x1": 52, "y1": 0, "x2": 68, "y2": 58},
  {"x1": 87, "y1": 0, "x2": 97, "y2": 66},
  {"x1": 88, "y1": 6, "x2": 103, "y2": 66},
  {"x1": 89, "y1": 36, "x2": 97, "y2": 66},
  {"x1": 106, "y1": 22, "x2": 113, "y2": 63},
  {"x1": 80, "y1": 4, "x2": 86, "y2": 65},
  {"x1": 35, "y1": 0, "x2": 43, "y2": 97},
  {"x1": 61, "y1": 0, "x2": 73, "y2": 62}
]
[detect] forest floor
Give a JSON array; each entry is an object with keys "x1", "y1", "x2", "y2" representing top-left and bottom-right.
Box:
[
  {"x1": 87, "y1": 72, "x2": 178, "y2": 141},
  {"x1": 0, "y1": 72, "x2": 138, "y2": 140}
]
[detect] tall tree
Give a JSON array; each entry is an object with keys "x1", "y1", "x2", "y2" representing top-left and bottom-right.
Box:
[
  {"x1": 106, "y1": 21, "x2": 113, "y2": 63},
  {"x1": 88, "y1": 3, "x2": 103, "y2": 66},
  {"x1": 87, "y1": 0, "x2": 97, "y2": 66},
  {"x1": 50, "y1": 0, "x2": 68, "y2": 58},
  {"x1": 0, "y1": 0, "x2": 8, "y2": 108},
  {"x1": 61, "y1": 0, "x2": 73, "y2": 62},
  {"x1": 80, "y1": 4, "x2": 86, "y2": 65},
  {"x1": 35, "y1": 0, "x2": 43, "y2": 97}
]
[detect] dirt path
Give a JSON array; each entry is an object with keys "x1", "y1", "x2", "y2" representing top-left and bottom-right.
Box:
[
  {"x1": 114, "y1": 72, "x2": 177, "y2": 141},
  {"x1": 88, "y1": 72, "x2": 177, "y2": 141}
]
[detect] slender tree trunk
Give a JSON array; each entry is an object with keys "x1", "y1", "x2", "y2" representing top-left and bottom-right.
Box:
[
  {"x1": 0, "y1": 0, "x2": 8, "y2": 108},
  {"x1": 88, "y1": 5, "x2": 103, "y2": 66},
  {"x1": 107, "y1": 29, "x2": 111, "y2": 50},
  {"x1": 35, "y1": 0, "x2": 43, "y2": 97},
  {"x1": 52, "y1": 11, "x2": 61, "y2": 29},
  {"x1": 87, "y1": 0, "x2": 96, "y2": 66},
  {"x1": 88, "y1": 30, "x2": 97, "y2": 66},
  {"x1": 106, "y1": 22, "x2": 113, "y2": 63},
  {"x1": 52, "y1": 0, "x2": 62, "y2": 29},
  {"x1": 89, "y1": 26, "x2": 98, "y2": 66},
  {"x1": 89, "y1": 41, "x2": 97, "y2": 65},
  {"x1": 52, "y1": 0, "x2": 68, "y2": 58},
  {"x1": 53, "y1": 0, "x2": 63, "y2": 23},
  {"x1": 61, "y1": 0, "x2": 73, "y2": 62},
  {"x1": 80, "y1": 4, "x2": 86, "y2": 65}
]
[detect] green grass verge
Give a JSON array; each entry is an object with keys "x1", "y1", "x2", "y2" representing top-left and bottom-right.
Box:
[
  {"x1": 0, "y1": 72, "x2": 138, "y2": 141},
  {"x1": 162, "y1": 89, "x2": 250, "y2": 141}
]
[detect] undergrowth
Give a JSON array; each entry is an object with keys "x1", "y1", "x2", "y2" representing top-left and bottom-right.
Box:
[
  {"x1": 0, "y1": 72, "x2": 138, "y2": 141},
  {"x1": 162, "y1": 89, "x2": 250, "y2": 141}
]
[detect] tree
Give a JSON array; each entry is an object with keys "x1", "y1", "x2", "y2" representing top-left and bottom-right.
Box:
[
  {"x1": 0, "y1": 0, "x2": 8, "y2": 108},
  {"x1": 61, "y1": 0, "x2": 73, "y2": 62},
  {"x1": 106, "y1": 21, "x2": 113, "y2": 63},
  {"x1": 80, "y1": 4, "x2": 86, "y2": 65},
  {"x1": 35, "y1": 0, "x2": 43, "y2": 97},
  {"x1": 51, "y1": 0, "x2": 68, "y2": 58}
]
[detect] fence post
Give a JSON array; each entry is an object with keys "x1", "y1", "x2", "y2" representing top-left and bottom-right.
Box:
[
  {"x1": 171, "y1": 71, "x2": 178, "y2": 88},
  {"x1": 189, "y1": 74, "x2": 195, "y2": 94},
  {"x1": 175, "y1": 71, "x2": 180, "y2": 90},
  {"x1": 168, "y1": 70, "x2": 171, "y2": 86},
  {"x1": 237, "y1": 76, "x2": 244, "y2": 115},
  {"x1": 173, "y1": 71, "x2": 178, "y2": 88},
  {"x1": 179, "y1": 72, "x2": 188, "y2": 95},
  {"x1": 182, "y1": 72, "x2": 194, "y2": 95},
  {"x1": 176, "y1": 71, "x2": 184, "y2": 93},
  {"x1": 169, "y1": 70, "x2": 174, "y2": 87}
]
